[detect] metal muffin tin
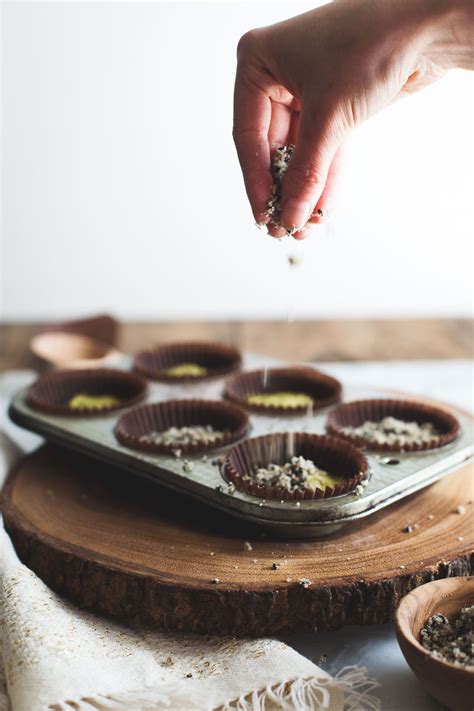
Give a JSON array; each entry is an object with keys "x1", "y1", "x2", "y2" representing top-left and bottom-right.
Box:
[{"x1": 8, "y1": 353, "x2": 474, "y2": 538}]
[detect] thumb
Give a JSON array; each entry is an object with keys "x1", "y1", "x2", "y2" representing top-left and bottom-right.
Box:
[{"x1": 280, "y1": 106, "x2": 344, "y2": 231}]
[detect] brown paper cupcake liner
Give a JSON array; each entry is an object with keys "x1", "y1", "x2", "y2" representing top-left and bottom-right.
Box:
[
  {"x1": 222, "y1": 432, "x2": 368, "y2": 501},
  {"x1": 26, "y1": 368, "x2": 147, "y2": 416},
  {"x1": 133, "y1": 341, "x2": 242, "y2": 383},
  {"x1": 326, "y1": 399, "x2": 460, "y2": 452},
  {"x1": 115, "y1": 399, "x2": 249, "y2": 454},
  {"x1": 224, "y1": 367, "x2": 342, "y2": 415}
]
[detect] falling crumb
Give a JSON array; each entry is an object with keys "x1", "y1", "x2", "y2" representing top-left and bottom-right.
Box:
[
  {"x1": 271, "y1": 562, "x2": 280, "y2": 570},
  {"x1": 285, "y1": 576, "x2": 292, "y2": 583},
  {"x1": 399, "y1": 565, "x2": 406, "y2": 569},
  {"x1": 427, "y1": 514, "x2": 434, "y2": 520},
  {"x1": 458, "y1": 536, "x2": 465, "y2": 542},
  {"x1": 403, "y1": 525, "x2": 414, "y2": 533},
  {"x1": 455, "y1": 505, "x2": 466, "y2": 515},
  {"x1": 244, "y1": 542, "x2": 253, "y2": 551},
  {"x1": 298, "y1": 578, "x2": 312, "y2": 588},
  {"x1": 252, "y1": 559, "x2": 258, "y2": 564},
  {"x1": 173, "y1": 449, "x2": 182, "y2": 459},
  {"x1": 210, "y1": 552, "x2": 215, "y2": 556},
  {"x1": 201, "y1": 454, "x2": 208, "y2": 462},
  {"x1": 211, "y1": 578, "x2": 221, "y2": 584},
  {"x1": 295, "y1": 501, "x2": 301, "y2": 508},
  {"x1": 288, "y1": 254, "x2": 302, "y2": 267}
]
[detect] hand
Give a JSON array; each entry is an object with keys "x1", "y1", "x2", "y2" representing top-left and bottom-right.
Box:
[{"x1": 233, "y1": 0, "x2": 473, "y2": 238}]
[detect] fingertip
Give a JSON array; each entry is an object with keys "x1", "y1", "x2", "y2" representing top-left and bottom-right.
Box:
[
  {"x1": 292, "y1": 225, "x2": 312, "y2": 240},
  {"x1": 267, "y1": 223, "x2": 287, "y2": 239}
]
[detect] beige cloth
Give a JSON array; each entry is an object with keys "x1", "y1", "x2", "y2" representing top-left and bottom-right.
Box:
[{"x1": 0, "y1": 372, "x2": 380, "y2": 711}]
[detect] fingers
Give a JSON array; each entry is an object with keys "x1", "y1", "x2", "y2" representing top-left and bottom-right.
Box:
[
  {"x1": 280, "y1": 104, "x2": 343, "y2": 231},
  {"x1": 308, "y1": 143, "x2": 345, "y2": 224},
  {"x1": 233, "y1": 70, "x2": 273, "y2": 224}
]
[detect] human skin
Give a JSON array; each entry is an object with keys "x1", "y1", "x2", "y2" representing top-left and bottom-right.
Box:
[{"x1": 233, "y1": 0, "x2": 474, "y2": 238}]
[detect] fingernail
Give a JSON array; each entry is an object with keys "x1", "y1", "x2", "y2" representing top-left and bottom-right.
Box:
[{"x1": 281, "y1": 199, "x2": 313, "y2": 230}]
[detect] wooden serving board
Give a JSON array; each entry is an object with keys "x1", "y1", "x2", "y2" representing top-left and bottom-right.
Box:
[{"x1": 3, "y1": 441, "x2": 473, "y2": 635}]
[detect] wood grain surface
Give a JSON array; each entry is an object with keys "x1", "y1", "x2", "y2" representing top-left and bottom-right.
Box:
[
  {"x1": 1, "y1": 318, "x2": 472, "y2": 371},
  {"x1": 3, "y1": 444, "x2": 473, "y2": 635}
]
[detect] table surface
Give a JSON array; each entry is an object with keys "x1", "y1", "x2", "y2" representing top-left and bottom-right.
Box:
[
  {"x1": 1, "y1": 318, "x2": 473, "y2": 371},
  {"x1": 1, "y1": 320, "x2": 473, "y2": 711}
]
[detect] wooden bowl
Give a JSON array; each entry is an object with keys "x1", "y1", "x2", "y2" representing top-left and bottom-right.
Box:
[
  {"x1": 395, "y1": 577, "x2": 474, "y2": 711},
  {"x1": 30, "y1": 332, "x2": 122, "y2": 369}
]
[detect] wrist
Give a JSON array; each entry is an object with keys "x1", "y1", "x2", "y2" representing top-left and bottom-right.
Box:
[{"x1": 418, "y1": 0, "x2": 474, "y2": 70}]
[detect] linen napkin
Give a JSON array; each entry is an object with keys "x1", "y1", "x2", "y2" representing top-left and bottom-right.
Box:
[{"x1": 0, "y1": 371, "x2": 380, "y2": 711}]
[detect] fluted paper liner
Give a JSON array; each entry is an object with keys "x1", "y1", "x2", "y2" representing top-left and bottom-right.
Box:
[
  {"x1": 115, "y1": 399, "x2": 249, "y2": 454},
  {"x1": 222, "y1": 432, "x2": 368, "y2": 500},
  {"x1": 133, "y1": 341, "x2": 242, "y2": 383},
  {"x1": 224, "y1": 367, "x2": 341, "y2": 415},
  {"x1": 326, "y1": 399, "x2": 460, "y2": 452},
  {"x1": 26, "y1": 368, "x2": 147, "y2": 416}
]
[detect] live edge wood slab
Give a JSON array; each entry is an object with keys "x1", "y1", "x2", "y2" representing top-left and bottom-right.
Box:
[{"x1": 2, "y1": 443, "x2": 473, "y2": 636}]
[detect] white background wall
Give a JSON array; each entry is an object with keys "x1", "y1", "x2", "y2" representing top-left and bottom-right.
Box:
[{"x1": 2, "y1": 1, "x2": 473, "y2": 321}]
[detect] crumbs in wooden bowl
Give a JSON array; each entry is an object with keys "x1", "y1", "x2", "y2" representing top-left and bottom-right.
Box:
[{"x1": 420, "y1": 605, "x2": 474, "y2": 669}]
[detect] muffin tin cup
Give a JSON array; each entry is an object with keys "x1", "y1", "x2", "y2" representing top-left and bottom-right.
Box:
[
  {"x1": 326, "y1": 399, "x2": 461, "y2": 452},
  {"x1": 222, "y1": 432, "x2": 368, "y2": 501},
  {"x1": 133, "y1": 341, "x2": 242, "y2": 383},
  {"x1": 224, "y1": 367, "x2": 342, "y2": 415},
  {"x1": 26, "y1": 368, "x2": 147, "y2": 417},
  {"x1": 115, "y1": 399, "x2": 249, "y2": 455}
]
